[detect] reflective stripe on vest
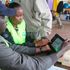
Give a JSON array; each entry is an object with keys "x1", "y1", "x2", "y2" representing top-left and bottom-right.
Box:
[{"x1": 6, "y1": 19, "x2": 26, "y2": 44}]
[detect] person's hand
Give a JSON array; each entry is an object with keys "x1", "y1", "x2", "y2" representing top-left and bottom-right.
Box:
[
  {"x1": 36, "y1": 48, "x2": 41, "y2": 53},
  {"x1": 36, "y1": 45, "x2": 52, "y2": 54},
  {"x1": 62, "y1": 39, "x2": 70, "y2": 48},
  {"x1": 40, "y1": 45, "x2": 52, "y2": 52},
  {"x1": 34, "y1": 38, "x2": 49, "y2": 47},
  {"x1": 57, "y1": 39, "x2": 70, "y2": 58}
]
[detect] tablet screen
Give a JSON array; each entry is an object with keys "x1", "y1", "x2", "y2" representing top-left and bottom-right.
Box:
[
  {"x1": 49, "y1": 34, "x2": 65, "y2": 52},
  {"x1": 51, "y1": 38, "x2": 63, "y2": 52}
]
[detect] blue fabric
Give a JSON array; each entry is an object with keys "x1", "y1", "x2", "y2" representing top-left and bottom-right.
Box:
[
  {"x1": 0, "y1": 1, "x2": 16, "y2": 16},
  {"x1": 1, "y1": 29, "x2": 15, "y2": 44},
  {"x1": 63, "y1": 3, "x2": 69, "y2": 8}
]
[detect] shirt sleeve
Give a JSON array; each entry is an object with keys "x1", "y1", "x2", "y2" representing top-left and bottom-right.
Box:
[
  {"x1": 0, "y1": 36, "x2": 60, "y2": 70},
  {"x1": 33, "y1": 0, "x2": 52, "y2": 39},
  {"x1": 11, "y1": 44, "x2": 36, "y2": 56}
]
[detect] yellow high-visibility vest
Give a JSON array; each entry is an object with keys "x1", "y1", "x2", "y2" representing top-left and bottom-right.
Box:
[{"x1": 6, "y1": 19, "x2": 26, "y2": 44}]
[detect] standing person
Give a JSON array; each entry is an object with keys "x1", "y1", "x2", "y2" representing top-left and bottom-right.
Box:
[
  {"x1": 14, "y1": 0, "x2": 52, "y2": 47},
  {"x1": 52, "y1": 1, "x2": 64, "y2": 28}
]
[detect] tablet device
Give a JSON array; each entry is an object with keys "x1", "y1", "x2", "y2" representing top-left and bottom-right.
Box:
[{"x1": 48, "y1": 34, "x2": 65, "y2": 52}]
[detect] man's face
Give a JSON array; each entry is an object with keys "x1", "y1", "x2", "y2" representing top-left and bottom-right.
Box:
[
  {"x1": 15, "y1": 7, "x2": 24, "y2": 23},
  {"x1": 10, "y1": 7, "x2": 24, "y2": 25},
  {"x1": 0, "y1": 15, "x2": 4, "y2": 19},
  {"x1": 0, "y1": 16, "x2": 6, "y2": 34}
]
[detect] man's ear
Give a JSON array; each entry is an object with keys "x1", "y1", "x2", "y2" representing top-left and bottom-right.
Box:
[{"x1": 0, "y1": 18, "x2": 6, "y2": 32}]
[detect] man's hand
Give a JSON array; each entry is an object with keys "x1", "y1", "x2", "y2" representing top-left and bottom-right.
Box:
[
  {"x1": 40, "y1": 45, "x2": 51, "y2": 52},
  {"x1": 57, "y1": 39, "x2": 70, "y2": 58},
  {"x1": 36, "y1": 45, "x2": 52, "y2": 54},
  {"x1": 34, "y1": 38, "x2": 49, "y2": 47}
]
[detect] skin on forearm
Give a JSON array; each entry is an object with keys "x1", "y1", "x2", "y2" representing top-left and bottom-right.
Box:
[
  {"x1": 36, "y1": 48, "x2": 41, "y2": 53},
  {"x1": 34, "y1": 38, "x2": 49, "y2": 47},
  {"x1": 36, "y1": 45, "x2": 52, "y2": 54}
]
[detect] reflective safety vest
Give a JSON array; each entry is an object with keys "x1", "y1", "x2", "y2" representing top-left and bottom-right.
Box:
[{"x1": 6, "y1": 19, "x2": 26, "y2": 44}]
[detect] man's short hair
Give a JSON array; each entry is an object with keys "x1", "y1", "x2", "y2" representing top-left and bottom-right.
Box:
[{"x1": 8, "y1": 2, "x2": 21, "y2": 8}]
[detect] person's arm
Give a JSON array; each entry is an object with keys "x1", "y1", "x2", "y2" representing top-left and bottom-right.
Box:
[
  {"x1": 34, "y1": 38, "x2": 49, "y2": 47},
  {"x1": 33, "y1": 0, "x2": 52, "y2": 39},
  {"x1": 10, "y1": 44, "x2": 41, "y2": 55},
  {"x1": 0, "y1": 42, "x2": 58, "y2": 70},
  {"x1": 0, "y1": 36, "x2": 70, "y2": 70}
]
